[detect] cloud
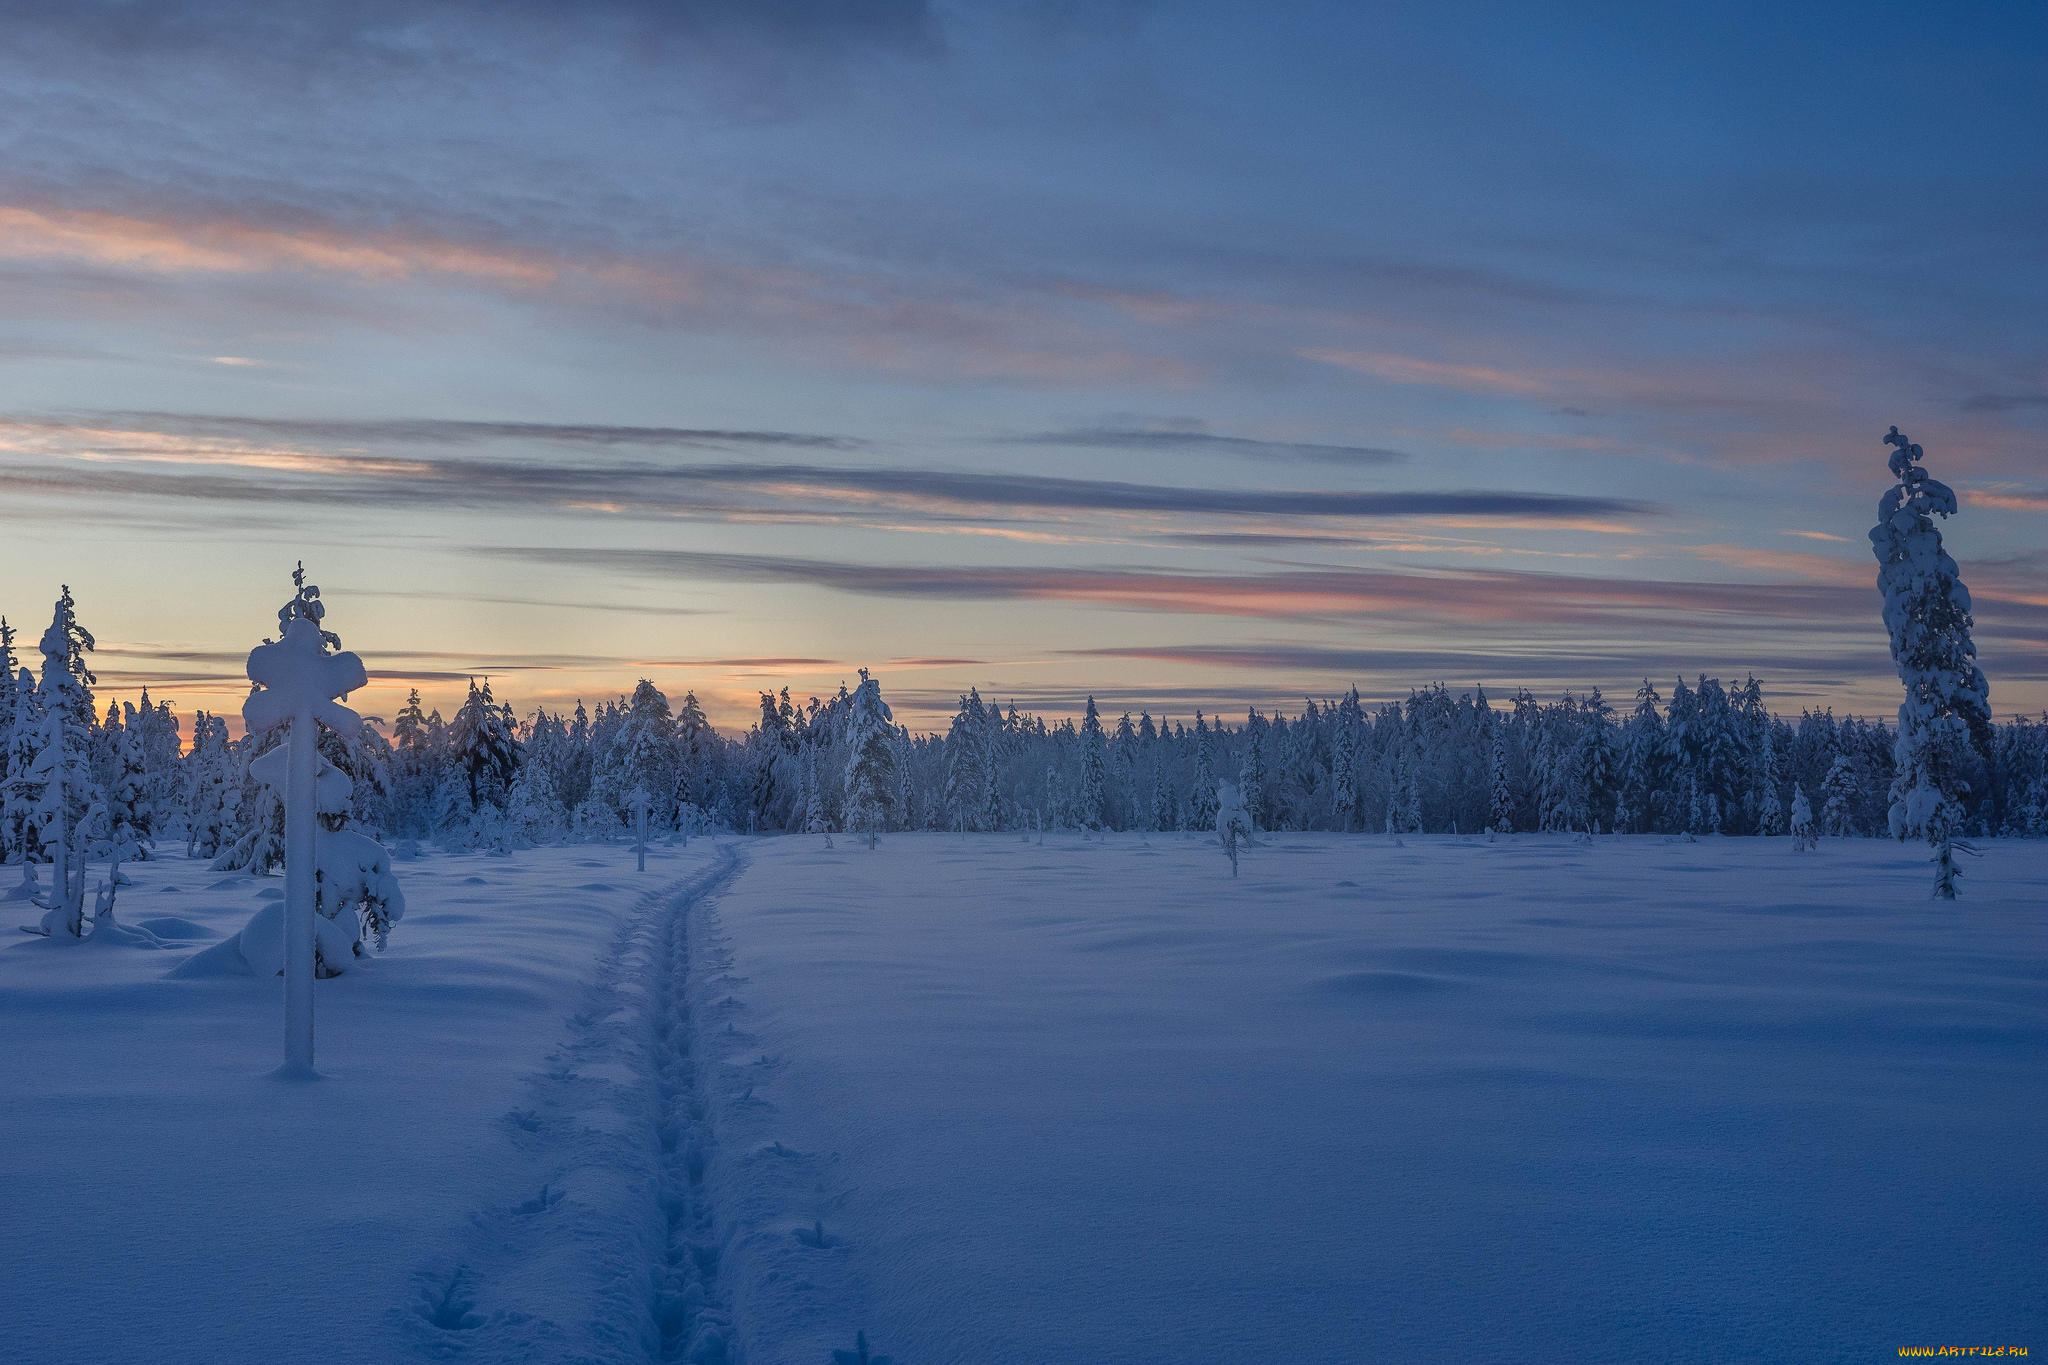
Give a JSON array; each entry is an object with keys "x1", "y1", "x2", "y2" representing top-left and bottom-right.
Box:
[
  {"x1": 1966, "y1": 488, "x2": 2048, "y2": 513},
  {"x1": 0, "y1": 421, "x2": 1664, "y2": 527},
  {"x1": 0, "y1": 205, "x2": 559, "y2": 286},
  {"x1": 1006, "y1": 426, "x2": 1409, "y2": 467},
  {"x1": 1295, "y1": 348, "x2": 1553, "y2": 397},
  {"x1": 1959, "y1": 391, "x2": 2048, "y2": 413},
  {"x1": 1059, "y1": 643, "x2": 1906, "y2": 688},
  {"x1": 466, "y1": 545, "x2": 1897, "y2": 626},
  {"x1": 77, "y1": 411, "x2": 860, "y2": 451}
]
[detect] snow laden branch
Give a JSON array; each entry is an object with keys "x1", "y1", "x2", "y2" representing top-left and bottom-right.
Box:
[{"x1": 1870, "y1": 427, "x2": 1991, "y2": 898}]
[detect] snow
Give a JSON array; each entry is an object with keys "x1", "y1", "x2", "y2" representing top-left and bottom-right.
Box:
[
  {"x1": 702, "y1": 834, "x2": 2045, "y2": 1363},
  {"x1": 0, "y1": 840, "x2": 728, "y2": 1365},
  {"x1": 2, "y1": 833, "x2": 2042, "y2": 1363}
]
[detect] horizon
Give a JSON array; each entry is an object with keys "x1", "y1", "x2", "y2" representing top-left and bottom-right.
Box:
[{"x1": 3, "y1": 2, "x2": 2045, "y2": 731}]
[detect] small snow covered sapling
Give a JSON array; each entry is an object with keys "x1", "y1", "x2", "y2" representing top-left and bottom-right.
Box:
[
  {"x1": 1214, "y1": 779, "x2": 1252, "y2": 876},
  {"x1": 1789, "y1": 784, "x2": 1817, "y2": 852}
]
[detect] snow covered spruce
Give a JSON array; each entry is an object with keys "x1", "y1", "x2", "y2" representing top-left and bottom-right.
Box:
[
  {"x1": 174, "y1": 571, "x2": 401, "y2": 1074},
  {"x1": 1871, "y1": 426, "x2": 1995, "y2": 897}
]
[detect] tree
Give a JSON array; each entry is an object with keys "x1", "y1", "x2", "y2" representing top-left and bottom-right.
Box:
[
  {"x1": 1871, "y1": 427, "x2": 1991, "y2": 896},
  {"x1": 94, "y1": 719, "x2": 153, "y2": 876},
  {"x1": 2, "y1": 663, "x2": 39, "y2": 878},
  {"x1": 842, "y1": 670, "x2": 895, "y2": 848},
  {"x1": 1077, "y1": 696, "x2": 1108, "y2": 832},
  {"x1": 1185, "y1": 715, "x2": 1218, "y2": 832},
  {"x1": 802, "y1": 747, "x2": 832, "y2": 847},
  {"x1": 449, "y1": 678, "x2": 521, "y2": 810},
  {"x1": 239, "y1": 565, "x2": 370, "y2": 1074},
  {"x1": 1820, "y1": 753, "x2": 1859, "y2": 838},
  {"x1": 1486, "y1": 723, "x2": 1513, "y2": 838},
  {"x1": 1754, "y1": 726, "x2": 1786, "y2": 836},
  {"x1": 1790, "y1": 785, "x2": 1817, "y2": 851},
  {"x1": 1236, "y1": 709, "x2": 1267, "y2": 835},
  {"x1": 1214, "y1": 779, "x2": 1251, "y2": 876},
  {"x1": 185, "y1": 712, "x2": 240, "y2": 858},
  {"x1": 29, "y1": 588, "x2": 98, "y2": 938}
]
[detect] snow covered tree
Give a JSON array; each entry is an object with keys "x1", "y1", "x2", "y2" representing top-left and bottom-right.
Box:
[
  {"x1": 802, "y1": 747, "x2": 832, "y2": 847},
  {"x1": 1214, "y1": 779, "x2": 1252, "y2": 876},
  {"x1": 94, "y1": 720, "x2": 153, "y2": 875},
  {"x1": 1185, "y1": 715, "x2": 1217, "y2": 832},
  {"x1": 943, "y1": 692, "x2": 985, "y2": 833},
  {"x1": 1236, "y1": 709, "x2": 1267, "y2": 835},
  {"x1": 1384, "y1": 735, "x2": 1422, "y2": 835},
  {"x1": 184, "y1": 712, "x2": 240, "y2": 858},
  {"x1": 1485, "y1": 723, "x2": 1513, "y2": 837},
  {"x1": 448, "y1": 677, "x2": 521, "y2": 811},
  {"x1": 29, "y1": 588, "x2": 98, "y2": 938},
  {"x1": 2, "y1": 663, "x2": 39, "y2": 877},
  {"x1": 1754, "y1": 726, "x2": 1786, "y2": 836},
  {"x1": 1819, "y1": 752, "x2": 1859, "y2": 838},
  {"x1": 1077, "y1": 696, "x2": 1108, "y2": 832},
  {"x1": 239, "y1": 565, "x2": 374, "y2": 1070},
  {"x1": 842, "y1": 670, "x2": 895, "y2": 848},
  {"x1": 1331, "y1": 692, "x2": 1362, "y2": 832},
  {"x1": 1790, "y1": 785, "x2": 1817, "y2": 851},
  {"x1": 1870, "y1": 426, "x2": 1991, "y2": 897}
]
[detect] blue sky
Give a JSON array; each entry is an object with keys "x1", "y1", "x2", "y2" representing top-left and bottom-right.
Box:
[{"x1": 1, "y1": 0, "x2": 2043, "y2": 729}]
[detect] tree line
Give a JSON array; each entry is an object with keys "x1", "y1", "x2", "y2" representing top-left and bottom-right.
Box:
[{"x1": 3, "y1": 591, "x2": 2044, "y2": 872}]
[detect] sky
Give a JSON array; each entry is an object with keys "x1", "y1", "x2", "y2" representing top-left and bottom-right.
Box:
[{"x1": 1, "y1": 0, "x2": 2044, "y2": 733}]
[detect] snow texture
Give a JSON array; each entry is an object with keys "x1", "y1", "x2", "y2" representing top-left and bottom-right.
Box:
[{"x1": 3, "y1": 833, "x2": 2041, "y2": 1364}]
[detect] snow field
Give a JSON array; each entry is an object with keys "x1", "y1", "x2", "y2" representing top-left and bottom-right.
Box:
[
  {"x1": 0, "y1": 841, "x2": 733, "y2": 1365},
  {"x1": 698, "y1": 833, "x2": 2047, "y2": 1364},
  {"x1": 4, "y1": 831, "x2": 2042, "y2": 1364}
]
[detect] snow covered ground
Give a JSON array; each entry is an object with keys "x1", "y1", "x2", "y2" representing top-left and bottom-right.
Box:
[
  {"x1": 704, "y1": 834, "x2": 2046, "y2": 1364},
  {"x1": 2, "y1": 833, "x2": 2043, "y2": 1364},
  {"x1": 0, "y1": 840, "x2": 736, "y2": 1365}
]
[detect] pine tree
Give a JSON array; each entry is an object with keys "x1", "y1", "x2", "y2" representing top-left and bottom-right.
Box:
[
  {"x1": 1820, "y1": 753, "x2": 1859, "y2": 838},
  {"x1": 1214, "y1": 779, "x2": 1252, "y2": 875},
  {"x1": 96, "y1": 719, "x2": 153, "y2": 874},
  {"x1": 1754, "y1": 726, "x2": 1786, "y2": 836},
  {"x1": 1236, "y1": 709, "x2": 1267, "y2": 835},
  {"x1": 29, "y1": 588, "x2": 97, "y2": 937},
  {"x1": 1486, "y1": 723, "x2": 1513, "y2": 837},
  {"x1": 184, "y1": 712, "x2": 240, "y2": 858},
  {"x1": 1871, "y1": 426, "x2": 1990, "y2": 897},
  {"x1": 1077, "y1": 696, "x2": 1108, "y2": 832},
  {"x1": 2, "y1": 664, "x2": 39, "y2": 876},
  {"x1": 802, "y1": 747, "x2": 832, "y2": 846},
  {"x1": 449, "y1": 678, "x2": 521, "y2": 811},
  {"x1": 842, "y1": 670, "x2": 896, "y2": 848},
  {"x1": 943, "y1": 692, "x2": 984, "y2": 833},
  {"x1": 1186, "y1": 714, "x2": 1217, "y2": 832},
  {"x1": 1331, "y1": 691, "x2": 1362, "y2": 833},
  {"x1": 1790, "y1": 785, "x2": 1817, "y2": 851}
]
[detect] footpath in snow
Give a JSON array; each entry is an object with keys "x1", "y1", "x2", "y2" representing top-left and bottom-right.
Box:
[
  {"x1": 0, "y1": 839, "x2": 742, "y2": 1365},
  {"x1": 695, "y1": 832, "x2": 2046, "y2": 1364}
]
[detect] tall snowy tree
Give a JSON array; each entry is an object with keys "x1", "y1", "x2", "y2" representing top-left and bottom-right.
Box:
[
  {"x1": 29, "y1": 588, "x2": 98, "y2": 937},
  {"x1": 184, "y1": 711, "x2": 240, "y2": 858},
  {"x1": 1754, "y1": 726, "x2": 1786, "y2": 837},
  {"x1": 842, "y1": 670, "x2": 896, "y2": 848},
  {"x1": 2, "y1": 664, "x2": 39, "y2": 875},
  {"x1": 1077, "y1": 695, "x2": 1108, "y2": 832},
  {"x1": 1870, "y1": 426, "x2": 1991, "y2": 897},
  {"x1": 449, "y1": 678, "x2": 521, "y2": 810}
]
